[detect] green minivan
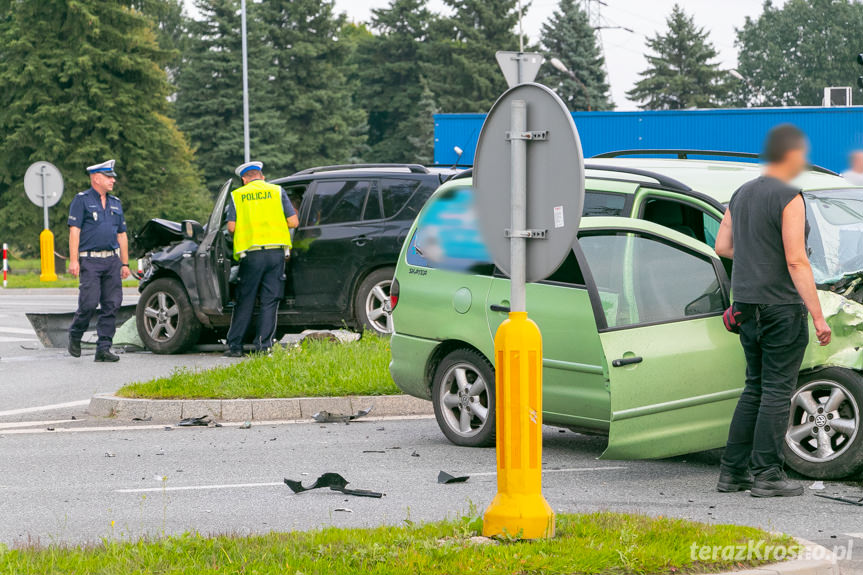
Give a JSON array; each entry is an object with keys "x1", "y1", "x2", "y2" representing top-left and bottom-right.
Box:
[{"x1": 389, "y1": 153, "x2": 863, "y2": 479}]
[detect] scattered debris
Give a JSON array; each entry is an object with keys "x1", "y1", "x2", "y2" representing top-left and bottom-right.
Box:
[
  {"x1": 284, "y1": 472, "x2": 384, "y2": 498},
  {"x1": 312, "y1": 407, "x2": 373, "y2": 424},
  {"x1": 469, "y1": 536, "x2": 497, "y2": 546},
  {"x1": 105, "y1": 452, "x2": 116, "y2": 458},
  {"x1": 71, "y1": 416, "x2": 77, "y2": 420},
  {"x1": 810, "y1": 481, "x2": 826, "y2": 490},
  {"x1": 438, "y1": 471, "x2": 469, "y2": 484},
  {"x1": 178, "y1": 415, "x2": 210, "y2": 427},
  {"x1": 163, "y1": 426, "x2": 172, "y2": 431},
  {"x1": 132, "y1": 416, "x2": 152, "y2": 422},
  {"x1": 301, "y1": 331, "x2": 340, "y2": 344},
  {"x1": 46, "y1": 427, "x2": 55, "y2": 431},
  {"x1": 239, "y1": 421, "x2": 252, "y2": 429},
  {"x1": 411, "y1": 450, "x2": 420, "y2": 457},
  {"x1": 814, "y1": 493, "x2": 863, "y2": 506},
  {"x1": 333, "y1": 508, "x2": 353, "y2": 513},
  {"x1": 362, "y1": 450, "x2": 386, "y2": 454}
]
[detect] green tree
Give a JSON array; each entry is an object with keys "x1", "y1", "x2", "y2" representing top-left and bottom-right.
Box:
[
  {"x1": 356, "y1": 0, "x2": 437, "y2": 163},
  {"x1": 0, "y1": 0, "x2": 209, "y2": 256},
  {"x1": 427, "y1": 0, "x2": 522, "y2": 113},
  {"x1": 258, "y1": 0, "x2": 367, "y2": 172},
  {"x1": 175, "y1": 0, "x2": 286, "y2": 191},
  {"x1": 627, "y1": 4, "x2": 727, "y2": 110},
  {"x1": 735, "y1": 0, "x2": 863, "y2": 107},
  {"x1": 538, "y1": 0, "x2": 612, "y2": 111}
]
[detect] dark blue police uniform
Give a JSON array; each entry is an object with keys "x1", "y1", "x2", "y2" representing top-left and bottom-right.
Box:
[{"x1": 67, "y1": 187, "x2": 126, "y2": 351}]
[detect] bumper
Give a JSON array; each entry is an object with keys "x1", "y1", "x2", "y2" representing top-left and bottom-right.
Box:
[{"x1": 389, "y1": 333, "x2": 439, "y2": 400}]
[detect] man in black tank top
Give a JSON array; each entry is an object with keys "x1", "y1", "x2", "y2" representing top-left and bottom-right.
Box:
[{"x1": 714, "y1": 124, "x2": 832, "y2": 497}]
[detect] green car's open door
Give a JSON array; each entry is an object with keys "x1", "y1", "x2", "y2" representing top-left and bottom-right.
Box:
[{"x1": 577, "y1": 218, "x2": 746, "y2": 459}]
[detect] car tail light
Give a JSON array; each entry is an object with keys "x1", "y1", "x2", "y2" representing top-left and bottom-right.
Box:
[{"x1": 390, "y1": 278, "x2": 400, "y2": 311}]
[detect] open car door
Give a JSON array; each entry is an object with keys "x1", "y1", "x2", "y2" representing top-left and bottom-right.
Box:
[
  {"x1": 577, "y1": 218, "x2": 746, "y2": 460},
  {"x1": 196, "y1": 179, "x2": 234, "y2": 315}
]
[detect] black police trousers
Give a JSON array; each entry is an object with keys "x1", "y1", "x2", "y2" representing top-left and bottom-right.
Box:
[
  {"x1": 226, "y1": 248, "x2": 286, "y2": 353},
  {"x1": 720, "y1": 302, "x2": 809, "y2": 476},
  {"x1": 68, "y1": 255, "x2": 123, "y2": 351}
]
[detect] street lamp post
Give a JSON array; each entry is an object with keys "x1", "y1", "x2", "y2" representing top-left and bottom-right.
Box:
[
  {"x1": 549, "y1": 57, "x2": 592, "y2": 112},
  {"x1": 240, "y1": 0, "x2": 250, "y2": 163}
]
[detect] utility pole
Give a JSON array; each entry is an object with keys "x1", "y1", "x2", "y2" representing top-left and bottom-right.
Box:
[{"x1": 240, "y1": 0, "x2": 250, "y2": 163}]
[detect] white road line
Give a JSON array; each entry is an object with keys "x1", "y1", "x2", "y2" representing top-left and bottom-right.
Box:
[
  {"x1": 469, "y1": 466, "x2": 628, "y2": 477},
  {"x1": 0, "y1": 419, "x2": 79, "y2": 430},
  {"x1": 0, "y1": 335, "x2": 36, "y2": 343},
  {"x1": 116, "y1": 482, "x2": 284, "y2": 494},
  {"x1": 0, "y1": 327, "x2": 36, "y2": 335},
  {"x1": 846, "y1": 533, "x2": 863, "y2": 539},
  {"x1": 0, "y1": 399, "x2": 89, "y2": 417}
]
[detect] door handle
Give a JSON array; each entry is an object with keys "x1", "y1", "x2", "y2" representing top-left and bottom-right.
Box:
[
  {"x1": 351, "y1": 236, "x2": 368, "y2": 246},
  {"x1": 489, "y1": 304, "x2": 511, "y2": 313},
  {"x1": 612, "y1": 356, "x2": 643, "y2": 368}
]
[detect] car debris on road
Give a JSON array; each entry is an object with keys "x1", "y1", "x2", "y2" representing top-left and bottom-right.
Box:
[{"x1": 284, "y1": 472, "x2": 384, "y2": 498}]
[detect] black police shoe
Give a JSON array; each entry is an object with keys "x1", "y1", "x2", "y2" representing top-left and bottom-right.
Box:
[
  {"x1": 94, "y1": 349, "x2": 120, "y2": 363},
  {"x1": 223, "y1": 349, "x2": 245, "y2": 358},
  {"x1": 751, "y1": 468, "x2": 804, "y2": 498},
  {"x1": 716, "y1": 469, "x2": 753, "y2": 492},
  {"x1": 68, "y1": 339, "x2": 81, "y2": 358}
]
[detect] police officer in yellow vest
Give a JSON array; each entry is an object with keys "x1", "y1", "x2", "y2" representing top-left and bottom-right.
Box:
[{"x1": 224, "y1": 161, "x2": 299, "y2": 357}]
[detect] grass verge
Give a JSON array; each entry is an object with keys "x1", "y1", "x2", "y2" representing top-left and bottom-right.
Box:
[
  {"x1": 2, "y1": 258, "x2": 138, "y2": 288},
  {"x1": 117, "y1": 335, "x2": 399, "y2": 399},
  {"x1": 0, "y1": 512, "x2": 795, "y2": 575}
]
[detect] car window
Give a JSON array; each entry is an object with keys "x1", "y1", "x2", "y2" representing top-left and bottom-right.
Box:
[
  {"x1": 579, "y1": 232, "x2": 724, "y2": 328},
  {"x1": 642, "y1": 197, "x2": 721, "y2": 248},
  {"x1": 364, "y1": 185, "x2": 383, "y2": 221},
  {"x1": 382, "y1": 179, "x2": 421, "y2": 218},
  {"x1": 307, "y1": 180, "x2": 369, "y2": 226},
  {"x1": 283, "y1": 184, "x2": 306, "y2": 215},
  {"x1": 583, "y1": 191, "x2": 628, "y2": 217},
  {"x1": 405, "y1": 186, "x2": 494, "y2": 275}
]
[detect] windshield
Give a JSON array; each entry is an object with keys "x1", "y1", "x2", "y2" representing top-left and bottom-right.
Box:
[{"x1": 805, "y1": 189, "x2": 863, "y2": 284}]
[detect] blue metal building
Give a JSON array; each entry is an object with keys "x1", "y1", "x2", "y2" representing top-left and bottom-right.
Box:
[{"x1": 434, "y1": 107, "x2": 863, "y2": 173}]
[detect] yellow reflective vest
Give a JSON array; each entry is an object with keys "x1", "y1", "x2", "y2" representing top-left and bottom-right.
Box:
[{"x1": 230, "y1": 179, "x2": 292, "y2": 258}]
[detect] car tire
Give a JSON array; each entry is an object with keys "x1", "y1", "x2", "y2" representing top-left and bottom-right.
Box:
[
  {"x1": 136, "y1": 277, "x2": 201, "y2": 355},
  {"x1": 432, "y1": 348, "x2": 496, "y2": 448},
  {"x1": 355, "y1": 267, "x2": 395, "y2": 335},
  {"x1": 784, "y1": 367, "x2": 863, "y2": 479}
]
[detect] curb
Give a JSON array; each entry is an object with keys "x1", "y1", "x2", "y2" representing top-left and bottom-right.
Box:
[
  {"x1": 708, "y1": 538, "x2": 838, "y2": 575},
  {"x1": 88, "y1": 393, "x2": 434, "y2": 423}
]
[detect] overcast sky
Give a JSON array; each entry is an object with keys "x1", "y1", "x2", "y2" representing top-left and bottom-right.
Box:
[{"x1": 333, "y1": 0, "x2": 786, "y2": 110}]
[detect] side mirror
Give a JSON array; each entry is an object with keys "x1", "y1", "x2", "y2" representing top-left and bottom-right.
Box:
[{"x1": 182, "y1": 220, "x2": 205, "y2": 242}]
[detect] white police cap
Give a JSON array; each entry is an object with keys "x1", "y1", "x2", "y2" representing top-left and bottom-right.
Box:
[
  {"x1": 235, "y1": 161, "x2": 264, "y2": 177},
  {"x1": 86, "y1": 159, "x2": 117, "y2": 177}
]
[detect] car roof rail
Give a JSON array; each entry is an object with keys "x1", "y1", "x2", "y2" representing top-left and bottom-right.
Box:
[
  {"x1": 584, "y1": 163, "x2": 692, "y2": 191},
  {"x1": 292, "y1": 163, "x2": 430, "y2": 176},
  {"x1": 593, "y1": 149, "x2": 838, "y2": 176}
]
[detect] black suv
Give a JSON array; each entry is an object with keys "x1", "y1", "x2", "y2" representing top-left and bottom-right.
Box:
[{"x1": 134, "y1": 164, "x2": 455, "y2": 354}]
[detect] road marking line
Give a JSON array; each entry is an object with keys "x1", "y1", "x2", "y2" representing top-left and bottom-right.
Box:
[
  {"x1": 0, "y1": 419, "x2": 79, "y2": 430},
  {"x1": 0, "y1": 399, "x2": 89, "y2": 417},
  {"x1": 469, "y1": 466, "x2": 627, "y2": 477},
  {"x1": 116, "y1": 482, "x2": 284, "y2": 494},
  {"x1": 0, "y1": 335, "x2": 36, "y2": 343},
  {"x1": 0, "y1": 327, "x2": 36, "y2": 335}
]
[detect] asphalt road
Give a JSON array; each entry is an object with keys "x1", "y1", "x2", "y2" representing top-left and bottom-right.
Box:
[{"x1": 1, "y1": 289, "x2": 862, "y2": 572}]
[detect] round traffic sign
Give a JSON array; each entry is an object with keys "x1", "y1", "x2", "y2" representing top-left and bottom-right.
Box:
[
  {"x1": 474, "y1": 83, "x2": 585, "y2": 283},
  {"x1": 24, "y1": 161, "x2": 64, "y2": 208}
]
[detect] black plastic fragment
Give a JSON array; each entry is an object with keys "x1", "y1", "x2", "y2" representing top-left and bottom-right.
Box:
[
  {"x1": 438, "y1": 471, "x2": 469, "y2": 484},
  {"x1": 813, "y1": 493, "x2": 863, "y2": 506},
  {"x1": 178, "y1": 415, "x2": 210, "y2": 427},
  {"x1": 284, "y1": 472, "x2": 384, "y2": 498},
  {"x1": 312, "y1": 407, "x2": 373, "y2": 424}
]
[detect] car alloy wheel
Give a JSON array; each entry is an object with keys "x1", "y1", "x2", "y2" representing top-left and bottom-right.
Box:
[
  {"x1": 142, "y1": 291, "x2": 180, "y2": 343},
  {"x1": 786, "y1": 379, "x2": 860, "y2": 464},
  {"x1": 364, "y1": 278, "x2": 393, "y2": 334},
  {"x1": 438, "y1": 362, "x2": 491, "y2": 438}
]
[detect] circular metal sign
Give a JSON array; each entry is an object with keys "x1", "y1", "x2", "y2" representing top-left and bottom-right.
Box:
[
  {"x1": 474, "y1": 83, "x2": 584, "y2": 283},
  {"x1": 24, "y1": 161, "x2": 64, "y2": 208}
]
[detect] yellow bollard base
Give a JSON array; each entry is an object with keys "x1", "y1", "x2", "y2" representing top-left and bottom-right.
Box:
[
  {"x1": 39, "y1": 228, "x2": 58, "y2": 282},
  {"x1": 483, "y1": 492, "x2": 555, "y2": 539}
]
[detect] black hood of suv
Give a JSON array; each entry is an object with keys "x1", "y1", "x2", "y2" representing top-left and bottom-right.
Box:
[{"x1": 135, "y1": 218, "x2": 185, "y2": 253}]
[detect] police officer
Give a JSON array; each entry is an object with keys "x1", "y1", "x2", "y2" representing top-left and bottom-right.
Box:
[
  {"x1": 67, "y1": 160, "x2": 132, "y2": 362},
  {"x1": 224, "y1": 161, "x2": 298, "y2": 357}
]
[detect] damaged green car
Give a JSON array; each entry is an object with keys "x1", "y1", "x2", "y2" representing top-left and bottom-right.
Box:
[{"x1": 389, "y1": 151, "x2": 863, "y2": 479}]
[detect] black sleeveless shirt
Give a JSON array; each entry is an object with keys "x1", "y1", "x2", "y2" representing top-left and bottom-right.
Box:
[{"x1": 729, "y1": 176, "x2": 806, "y2": 305}]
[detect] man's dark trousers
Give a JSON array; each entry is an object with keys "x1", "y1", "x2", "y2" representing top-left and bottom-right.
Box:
[
  {"x1": 720, "y1": 303, "x2": 809, "y2": 476},
  {"x1": 68, "y1": 256, "x2": 123, "y2": 351},
  {"x1": 227, "y1": 249, "x2": 285, "y2": 353}
]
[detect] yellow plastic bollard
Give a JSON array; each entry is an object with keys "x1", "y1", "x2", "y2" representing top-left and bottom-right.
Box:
[
  {"x1": 482, "y1": 311, "x2": 555, "y2": 539},
  {"x1": 39, "y1": 228, "x2": 58, "y2": 282}
]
